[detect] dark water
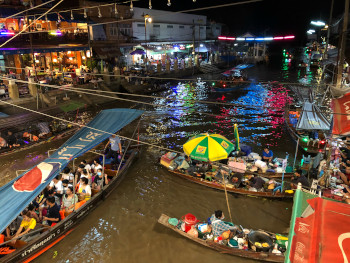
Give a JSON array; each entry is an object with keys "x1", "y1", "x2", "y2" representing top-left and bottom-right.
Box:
[{"x1": 0, "y1": 59, "x2": 319, "y2": 263}]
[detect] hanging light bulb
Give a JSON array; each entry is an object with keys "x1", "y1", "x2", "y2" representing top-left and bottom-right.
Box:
[
  {"x1": 84, "y1": 8, "x2": 87, "y2": 18},
  {"x1": 98, "y1": 6, "x2": 102, "y2": 18},
  {"x1": 45, "y1": 14, "x2": 48, "y2": 22},
  {"x1": 114, "y1": 3, "x2": 118, "y2": 16},
  {"x1": 57, "y1": 12, "x2": 61, "y2": 23},
  {"x1": 70, "y1": 10, "x2": 74, "y2": 20},
  {"x1": 167, "y1": 0, "x2": 171, "y2": 6},
  {"x1": 130, "y1": 0, "x2": 133, "y2": 11},
  {"x1": 193, "y1": 0, "x2": 196, "y2": 2},
  {"x1": 149, "y1": 0, "x2": 152, "y2": 9}
]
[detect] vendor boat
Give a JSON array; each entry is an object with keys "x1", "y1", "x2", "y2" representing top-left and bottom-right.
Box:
[
  {"x1": 158, "y1": 214, "x2": 285, "y2": 263},
  {"x1": 0, "y1": 108, "x2": 143, "y2": 262},
  {"x1": 162, "y1": 168, "x2": 293, "y2": 199}
]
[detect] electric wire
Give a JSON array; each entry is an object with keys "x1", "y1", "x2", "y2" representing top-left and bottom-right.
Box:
[
  {"x1": 0, "y1": 0, "x2": 65, "y2": 48},
  {"x1": 3, "y1": 0, "x2": 57, "y2": 19}
]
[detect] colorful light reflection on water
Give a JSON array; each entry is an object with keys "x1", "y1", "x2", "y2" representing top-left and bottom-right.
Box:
[{"x1": 142, "y1": 78, "x2": 294, "y2": 155}]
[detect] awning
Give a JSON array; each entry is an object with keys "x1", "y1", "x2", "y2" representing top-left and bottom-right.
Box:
[
  {"x1": 0, "y1": 46, "x2": 89, "y2": 55},
  {"x1": 296, "y1": 102, "x2": 330, "y2": 130},
  {"x1": 331, "y1": 93, "x2": 350, "y2": 135},
  {"x1": 286, "y1": 191, "x2": 350, "y2": 263},
  {"x1": 93, "y1": 46, "x2": 122, "y2": 59}
]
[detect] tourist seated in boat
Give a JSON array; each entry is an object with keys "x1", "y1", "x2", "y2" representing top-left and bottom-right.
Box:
[
  {"x1": 42, "y1": 196, "x2": 61, "y2": 226},
  {"x1": 27, "y1": 204, "x2": 40, "y2": 222},
  {"x1": 23, "y1": 132, "x2": 39, "y2": 142},
  {"x1": 61, "y1": 186, "x2": 78, "y2": 215},
  {"x1": 81, "y1": 159, "x2": 92, "y2": 172},
  {"x1": 78, "y1": 177, "x2": 91, "y2": 201},
  {"x1": 11, "y1": 210, "x2": 37, "y2": 242},
  {"x1": 73, "y1": 164, "x2": 85, "y2": 185},
  {"x1": 39, "y1": 189, "x2": 61, "y2": 221},
  {"x1": 290, "y1": 169, "x2": 310, "y2": 189},
  {"x1": 262, "y1": 147, "x2": 273, "y2": 163},
  {"x1": 209, "y1": 210, "x2": 236, "y2": 237},
  {"x1": 0, "y1": 135, "x2": 7, "y2": 149},
  {"x1": 91, "y1": 159, "x2": 102, "y2": 174},
  {"x1": 49, "y1": 176, "x2": 64, "y2": 198},
  {"x1": 62, "y1": 179, "x2": 72, "y2": 194},
  {"x1": 104, "y1": 134, "x2": 122, "y2": 164},
  {"x1": 248, "y1": 175, "x2": 265, "y2": 192},
  {"x1": 6, "y1": 130, "x2": 20, "y2": 148},
  {"x1": 61, "y1": 167, "x2": 74, "y2": 184},
  {"x1": 339, "y1": 143, "x2": 350, "y2": 166},
  {"x1": 80, "y1": 169, "x2": 92, "y2": 185},
  {"x1": 92, "y1": 168, "x2": 108, "y2": 190}
]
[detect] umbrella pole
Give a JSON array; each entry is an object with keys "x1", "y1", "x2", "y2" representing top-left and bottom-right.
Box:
[{"x1": 222, "y1": 174, "x2": 233, "y2": 223}]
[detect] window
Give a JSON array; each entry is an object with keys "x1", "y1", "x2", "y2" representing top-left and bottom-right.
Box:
[
  {"x1": 179, "y1": 25, "x2": 184, "y2": 29},
  {"x1": 137, "y1": 24, "x2": 144, "y2": 27},
  {"x1": 167, "y1": 25, "x2": 173, "y2": 28},
  {"x1": 153, "y1": 24, "x2": 160, "y2": 28}
]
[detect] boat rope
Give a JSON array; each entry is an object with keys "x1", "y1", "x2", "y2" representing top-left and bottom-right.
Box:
[{"x1": 0, "y1": 0, "x2": 65, "y2": 48}]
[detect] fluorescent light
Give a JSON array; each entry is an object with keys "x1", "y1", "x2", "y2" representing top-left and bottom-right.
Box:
[
  {"x1": 273, "y1": 37, "x2": 284, "y2": 40},
  {"x1": 218, "y1": 36, "x2": 227, "y2": 40},
  {"x1": 246, "y1": 37, "x2": 254, "y2": 41},
  {"x1": 226, "y1": 37, "x2": 235, "y2": 40},
  {"x1": 236, "y1": 37, "x2": 245, "y2": 41},
  {"x1": 255, "y1": 38, "x2": 264, "y2": 41},
  {"x1": 311, "y1": 21, "x2": 325, "y2": 26},
  {"x1": 264, "y1": 37, "x2": 273, "y2": 41},
  {"x1": 284, "y1": 35, "x2": 295, "y2": 39}
]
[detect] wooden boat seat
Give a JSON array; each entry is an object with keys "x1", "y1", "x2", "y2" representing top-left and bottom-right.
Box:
[{"x1": 91, "y1": 188, "x2": 99, "y2": 197}]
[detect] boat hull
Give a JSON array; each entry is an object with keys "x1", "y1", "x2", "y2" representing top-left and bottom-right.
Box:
[
  {"x1": 164, "y1": 168, "x2": 293, "y2": 199},
  {"x1": 1, "y1": 149, "x2": 139, "y2": 263},
  {"x1": 158, "y1": 214, "x2": 284, "y2": 263}
]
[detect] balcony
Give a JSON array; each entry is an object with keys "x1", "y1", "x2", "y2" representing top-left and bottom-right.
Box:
[{"x1": 0, "y1": 31, "x2": 88, "y2": 48}]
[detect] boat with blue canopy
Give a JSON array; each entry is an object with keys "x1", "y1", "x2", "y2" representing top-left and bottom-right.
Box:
[{"x1": 0, "y1": 108, "x2": 143, "y2": 262}]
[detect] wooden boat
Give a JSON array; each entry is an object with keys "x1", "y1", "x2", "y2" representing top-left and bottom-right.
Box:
[
  {"x1": 0, "y1": 108, "x2": 143, "y2": 263},
  {"x1": 284, "y1": 107, "x2": 326, "y2": 155},
  {"x1": 0, "y1": 127, "x2": 78, "y2": 157},
  {"x1": 158, "y1": 214, "x2": 285, "y2": 263},
  {"x1": 163, "y1": 168, "x2": 293, "y2": 199}
]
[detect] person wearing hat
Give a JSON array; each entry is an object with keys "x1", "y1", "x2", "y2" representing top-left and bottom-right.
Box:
[
  {"x1": 262, "y1": 147, "x2": 273, "y2": 163},
  {"x1": 209, "y1": 210, "x2": 235, "y2": 238}
]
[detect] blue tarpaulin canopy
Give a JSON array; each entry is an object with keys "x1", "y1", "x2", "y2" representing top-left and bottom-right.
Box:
[{"x1": 0, "y1": 108, "x2": 143, "y2": 234}]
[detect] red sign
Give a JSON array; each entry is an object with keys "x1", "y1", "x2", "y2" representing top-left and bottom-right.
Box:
[{"x1": 289, "y1": 197, "x2": 350, "y2": 263}]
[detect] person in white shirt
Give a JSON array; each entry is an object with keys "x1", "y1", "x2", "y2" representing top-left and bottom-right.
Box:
[
  {"x1": 81, "y1": 160, "x2": 91, "y2": 173},
  {"x1": 91, "y1": 159, "x2": 102, "y2": 174},
  {"x1": 49, "y1": 176, "x2": 63, "y2": 198},
  {"x1": 61, "y1": 167, "x2": 74, "y2": 184}
]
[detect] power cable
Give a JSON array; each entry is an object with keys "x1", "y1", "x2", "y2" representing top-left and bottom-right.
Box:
[
  {"x1": 0, "y1": 75, "x2": 322, "y2": 114},
  {"x1": 0, "y1": 0, "x2": 65, "y2": 48},
  {"x1": 3, "y1": 0, "x2": 57, "y2": 19}
]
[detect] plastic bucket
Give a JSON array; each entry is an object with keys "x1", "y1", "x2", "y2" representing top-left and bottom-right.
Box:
[
  {"x1": 181, "y1": 213, "x2": 198, "y2": 232},
  {"x1": 0, "y1": 234, "x2": 4, "y2": 244}
]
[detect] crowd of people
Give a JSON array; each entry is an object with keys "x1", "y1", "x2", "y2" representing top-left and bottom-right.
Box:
[{"x1": 2, "y1": 134, "x2": 123, "y2": 243}]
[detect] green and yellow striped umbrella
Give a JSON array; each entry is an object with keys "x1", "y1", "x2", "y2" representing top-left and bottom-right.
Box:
[{"x1": 183, "y1": 133, "x2": 235, "y2": 162}]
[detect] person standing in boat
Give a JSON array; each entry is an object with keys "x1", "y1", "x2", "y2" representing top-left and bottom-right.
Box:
[
  {"x1": 104, "y1": 134, "x2": 122, "y2": 164},
  {"x1": 209, "y1": 210, "x2": 235, "y2": 237},
  {"x1": 262, "y1": 147, "x2": 273, "y2": 163}
]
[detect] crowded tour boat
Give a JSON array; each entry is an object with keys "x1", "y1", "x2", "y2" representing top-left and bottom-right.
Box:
[{"x1": 0, "y1": 108, "x2": 143, "y2": 262}]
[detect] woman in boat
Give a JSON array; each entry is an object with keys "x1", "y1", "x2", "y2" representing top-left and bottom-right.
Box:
[
  {"x1": 80, "y1": 168, "x2": 92, "y2": 185},
  {"x1": 23, "y1": 132, "x2": 39, "y2": 142},
  {"x1": 12, "y1": 210, "x2": 37, "y2": 242},
  {"x1": 78, "y1": 177, "x2": 91, "y2": 201},
  {"x1": 61, "y1": 186, "x2": 78, "y2": 215}
]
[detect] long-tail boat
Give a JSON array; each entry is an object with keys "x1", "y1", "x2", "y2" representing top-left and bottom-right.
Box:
[{"x1": 0, "y1": 108, "x2": 143, "y2": 262}]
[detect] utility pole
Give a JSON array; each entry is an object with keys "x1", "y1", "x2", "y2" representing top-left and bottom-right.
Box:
[
  {"x1": 192, "y1": 20, "x2": 195, "y2": 58},
  {"x1": 324, "y1": 0, "x2": 334, "y2": 59},
  {"x1": 336, "y1": 0, "x2": 349, "y2": 88}
]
